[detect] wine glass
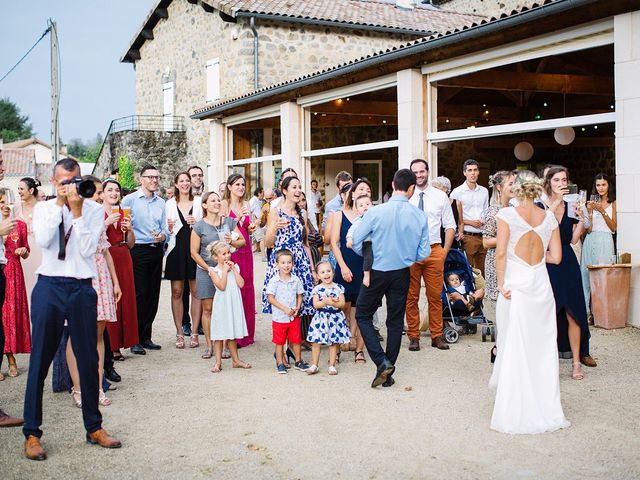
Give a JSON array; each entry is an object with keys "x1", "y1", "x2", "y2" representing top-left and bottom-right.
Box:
[
  {"x1": 590, "y1": 194, "x2": 601, "y2": 203},
  {"x1": 216, "y1": 223, "x2": 230, "y2": 243}
]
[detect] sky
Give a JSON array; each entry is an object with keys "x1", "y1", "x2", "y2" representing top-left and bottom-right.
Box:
[{"x1": 0, "y1": 0, "x2": 157, "y2": 145}]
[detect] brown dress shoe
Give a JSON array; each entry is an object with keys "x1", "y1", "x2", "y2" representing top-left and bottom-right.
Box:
[
  {"x1": 86, "y1": 428, "x2": 122, "y2": 449},
  {"x1": 408, "y1": 339, "x2": 420, "y2": 351},
  {"x1": 431, "y1": 336, "x2": 450, "y2": 350},
  {"x1": 0, "y1": 409, "x2": 24, "y2": 427},
  {"x1": 580, "y1": 355, "x2": 597, "y2": 367},
  {"x1": 24, "y1": 435, "x2": 47, "y2": 461}
]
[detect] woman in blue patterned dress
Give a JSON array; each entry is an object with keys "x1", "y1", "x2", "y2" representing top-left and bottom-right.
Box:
[{"x1": 263, "y1": 176, "x2": 316, "y2": 324}]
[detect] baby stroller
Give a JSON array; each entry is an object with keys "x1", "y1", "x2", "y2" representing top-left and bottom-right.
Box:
[{"x1": 441, "y1": 248, "x2": 495, "y2": 344}]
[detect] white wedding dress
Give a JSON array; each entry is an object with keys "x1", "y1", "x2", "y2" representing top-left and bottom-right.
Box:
[{"x1": 489, "y1": 207, "x2": 570, "y2": 434}]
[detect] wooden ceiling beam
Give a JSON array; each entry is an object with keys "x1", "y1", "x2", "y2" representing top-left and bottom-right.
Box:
[{"x1": 438, "y1": 71, "x2": 613, "y2": 95}]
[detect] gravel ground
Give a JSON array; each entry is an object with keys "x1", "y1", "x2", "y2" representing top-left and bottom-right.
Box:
[{"x1": 1, "y1": 255, "x2": 639, "y2": 479}]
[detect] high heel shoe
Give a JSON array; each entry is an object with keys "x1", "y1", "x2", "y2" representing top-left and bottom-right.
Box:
[
  {"x1": 490, "y1": 346, "x2": 497, "y2": 364},
  {"x1": 286, "y1": 348, "x2": 295, "y2": 365},
  {"x1": 71, "y1": 388, "x2": 82, "y2": 408},
  {"x1": 99, "y1": 390, "x2": 112, "y2": 407}
]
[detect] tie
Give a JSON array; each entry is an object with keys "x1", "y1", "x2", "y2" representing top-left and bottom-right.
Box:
[{"x1": 418, "y1": 192, "x2": 424, "y2": 211}]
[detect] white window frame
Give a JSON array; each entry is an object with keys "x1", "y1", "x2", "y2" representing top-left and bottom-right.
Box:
[
  {"x1": 162, "y1": 81, "x2": 174, "y2": 131},
  {"x1": 354, "y1": 159, "x2": 383, "y2": 203},
  {"x1": 206, "y1": 58, "x2": 220, "y2": 103}
]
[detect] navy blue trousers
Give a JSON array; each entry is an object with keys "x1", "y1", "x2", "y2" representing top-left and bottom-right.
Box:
[
  {"x1": 23, "y1": 275, "x2": 102, "y2": 438},
  {"x1": 356, "y1": 267, "x2": 410, "y2": 368}
]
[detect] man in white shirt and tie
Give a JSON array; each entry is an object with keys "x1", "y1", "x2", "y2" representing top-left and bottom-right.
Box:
[
  {"x1": 406, "y1": 159, "x2": 456, "y2": 351},
  {"x1": 450, "y1": 159, "x2": 489, "y2": 275},
  {"x1": 23, "y1": 158, "x2": 121, "y2": 461}
]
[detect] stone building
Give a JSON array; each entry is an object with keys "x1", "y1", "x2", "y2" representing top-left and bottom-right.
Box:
[{"x1": 114, "y1": 0, "x2": 482, "y2": 185}]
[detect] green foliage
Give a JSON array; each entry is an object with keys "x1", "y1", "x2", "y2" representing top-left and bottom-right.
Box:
[
  {"x1": 65, "y1": 134, "x2": 103, "y2": 163},
  {"x1": 118, "y1": 155, "x2": 137, "y2": 190},
  {"x1": 0, "y1": 97, "x2": 34, "y2": 142}
]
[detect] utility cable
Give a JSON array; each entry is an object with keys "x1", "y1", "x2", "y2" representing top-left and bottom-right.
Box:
[{"x1": 0, "y1": 25, "x2": 51, "y2": 85}]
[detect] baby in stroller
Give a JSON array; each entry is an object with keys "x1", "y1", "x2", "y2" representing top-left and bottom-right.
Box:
[{"x1": 445, "y1": 272, "x2": 483, "y2": 314}]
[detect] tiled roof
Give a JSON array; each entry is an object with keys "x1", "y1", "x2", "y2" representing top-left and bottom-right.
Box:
[
  {"x1": 3, "y1": 137, "x2": 51, "y2": 150},
  {"x1": 0, "y1": 149, "x2": 36, "y2": 176},
  {"x1": 211, "y1": 0, "x2": 484, "y2": 34},
  {"x1": 192, "y1": 0, "x2": 561, "y2": 117},
  {"x1": 121, "y1": 0, "x2": 485, "y2": 63}
]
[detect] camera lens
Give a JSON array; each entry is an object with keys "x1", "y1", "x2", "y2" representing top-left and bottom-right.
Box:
[{"x1": 77, "y1": 179, "x2": 96, "y2": 198}]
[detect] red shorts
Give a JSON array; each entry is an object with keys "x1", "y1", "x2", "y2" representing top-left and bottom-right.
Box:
[{"x1": 272, "y1": 316, "x2": 302, "y2": 346}]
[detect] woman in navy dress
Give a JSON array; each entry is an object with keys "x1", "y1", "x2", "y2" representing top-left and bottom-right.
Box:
[
  {"x1": 543, "y1": 166, "x2": 597, "y2": 380},
  {"x1": 329, "y1": 178, "x2": 372, "y2": 363}
]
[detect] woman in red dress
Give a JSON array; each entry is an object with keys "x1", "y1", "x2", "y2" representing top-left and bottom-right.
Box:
[
  {"x1": 102, "y1": 179, "x2": 139, "y2": 360},
  {"x1": 0, "y1": 188, "x2": 31, "y2": 378},
  {"x1": 222, "y1": 174, "x2": 257, "y2": 348}
]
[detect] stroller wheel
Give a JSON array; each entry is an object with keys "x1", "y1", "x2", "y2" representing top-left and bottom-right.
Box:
[
  {"x1": 481, "y1": 326, "x2": 489, "y2": 342},
  {"x1": 443, "y1": 327, "x2": 459, "y2": 344},
  {"x1": 490, "y1": 326, "x2": 496, "y2": 343},
  {"x1": 467, "y1": 324, "x2": 477, "y2": 335}
]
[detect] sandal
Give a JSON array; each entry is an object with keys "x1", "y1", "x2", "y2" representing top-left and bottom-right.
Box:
[
  {"x1": 99, "y1": 390, "x2": 111, "y2": 407},
  {"x1": 0, "y1": 371, "x2": 5, "y2": 381},
  {"x1": 8, "y1": 363, "x2": 18, "y2": 377},
  {"x1": 328, "y1": 365, "x2": 338, "y2": 375},
  {"x1": 354, "y1": 351, "x2": 366, "y2": 364},
  {"x1": 189, "y1": 334, "x2": 199, "y2": 348},
  {"x1": 175, "y1": 335, "x2": 185, "y2": 349},
  {"x1": 232, "y1": 361, "x2": 252, "y2": 369},
  {"x1": 572, "y1": 362, "x2": 584, "y2": 380},
  {"x1": 221, "y1": 348, "x2": 231, "y2": 359},
  {"x1": 71, "y1": 388, "x2": 82, "y2": 408},
  {"x1": 306, "y1": 364, "x2": 319, "y2": 375},
  {"x1": 211, "y1": 363, "x2": 222, "y2": 373},
  {"x1": 113, "y1": 351, "x2": 125, "y2": 362},
  {"x1": 201, "y1": 347, "x2": 212, "y2": 359}
]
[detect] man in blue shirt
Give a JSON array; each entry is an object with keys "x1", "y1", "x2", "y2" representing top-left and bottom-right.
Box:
[
  {"x1": 351, "y1": 169, "x2": 430, "y2": 388},
  {"x1": 122, "y1": 164, "x2": 168, "y2": 354}
]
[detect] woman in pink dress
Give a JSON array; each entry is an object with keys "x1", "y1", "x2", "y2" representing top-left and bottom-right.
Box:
[
  {"x1": 222, "y1": 174, "x2": 257, "y2": 347},
  {"x1": 0, "y1": 188, "x2": 31, "y2": 379}
]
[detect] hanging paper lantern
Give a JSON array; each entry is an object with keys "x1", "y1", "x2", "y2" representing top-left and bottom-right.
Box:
[
  {"x1": 514, "y1": 141, "x2": 534, "y2": 161},
  {"x1": 554, "y1": 126, "x2": 576, "y2": 145}
]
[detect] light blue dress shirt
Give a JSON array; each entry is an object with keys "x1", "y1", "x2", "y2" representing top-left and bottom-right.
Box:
[
  {"x1": 351, "y1": 195, "x2": 430, "y2": 272},
  {"x1": 322, "y1": 194, "x2": 342, "y2": 231},
  {"x1": 121, "y1": 189, "x2": 168, "y2": 244}
]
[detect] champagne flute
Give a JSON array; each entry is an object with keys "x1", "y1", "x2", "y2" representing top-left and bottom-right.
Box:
[{"x1": 590, "y1": 194, "x2": 601, "y2": 203}]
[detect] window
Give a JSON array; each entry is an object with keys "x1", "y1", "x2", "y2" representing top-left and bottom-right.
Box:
[
  {"x1": 206, "y1": 58, "x2": 220, "y2": 103},
  {"x1": 162, "y1": 81, "x2": 174, "y2": 131}
]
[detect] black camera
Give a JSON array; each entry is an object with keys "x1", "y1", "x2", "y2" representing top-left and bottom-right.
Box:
[{"x1": 61, "y1": 177, "x2": 96, "y2": 198}]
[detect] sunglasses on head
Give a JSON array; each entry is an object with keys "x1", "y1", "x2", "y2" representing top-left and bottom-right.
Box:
[{"x1": 340, "y1": 183, "x2": 353, "y2": 194}]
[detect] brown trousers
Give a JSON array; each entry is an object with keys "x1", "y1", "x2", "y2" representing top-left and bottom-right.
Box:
[
  {"x1": 463, "y1": 234, "x2": 486, "y2": 276},
  {"x1": 406, "y1": 244, "x2": 446, "y2": 341}
]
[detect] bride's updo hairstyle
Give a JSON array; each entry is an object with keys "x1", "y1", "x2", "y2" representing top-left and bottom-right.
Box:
[{"x1": 512, "y1": 170, "x2": 544, "y2": 201}]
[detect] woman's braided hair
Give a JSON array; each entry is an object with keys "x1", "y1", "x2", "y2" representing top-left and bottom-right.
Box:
[{"x1": 512, "y1": 170, "x2": 544, "y2": 201}]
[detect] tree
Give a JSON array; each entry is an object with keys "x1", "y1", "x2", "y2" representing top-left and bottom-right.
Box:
[
  {"x1": 0, "y1": 97, "x2": 34, "y2": 142},
  {"x1": 118, "y1": 155, "x2": 137, "y2": 190},
  {"x1": 64, "y1": 133, "x2": 104, "y2": 163}
]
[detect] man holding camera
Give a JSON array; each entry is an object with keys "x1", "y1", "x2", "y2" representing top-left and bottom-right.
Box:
[{"x1": 23, "y1": 158, "x2": 121, "y2": 461}]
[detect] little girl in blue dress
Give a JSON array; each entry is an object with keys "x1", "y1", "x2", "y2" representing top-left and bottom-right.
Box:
[{"x1": 306, "y1": 261, "x2": 351, "y2": 375}]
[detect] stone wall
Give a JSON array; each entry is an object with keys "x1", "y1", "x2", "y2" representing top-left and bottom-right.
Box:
[
  {"x1": 132, "y1": 0, "x2": 414, "y2": 175},
  {"x1": 94, "y1": 130, "x2": 187, "y2": 191}
]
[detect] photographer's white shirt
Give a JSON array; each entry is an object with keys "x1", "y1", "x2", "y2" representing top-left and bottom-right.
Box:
[{"x1": 34, "y1": 198, "x2": 104, "y2": 279}]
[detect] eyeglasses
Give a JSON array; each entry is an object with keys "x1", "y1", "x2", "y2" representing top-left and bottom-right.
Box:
[{"x1": 141, "y1": 175, "x2": 160, "y2": 181}]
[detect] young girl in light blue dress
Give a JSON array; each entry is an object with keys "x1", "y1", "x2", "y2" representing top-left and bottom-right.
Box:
[{"x1": 306, "y1": 261, "x2": 351, "y2": 375}]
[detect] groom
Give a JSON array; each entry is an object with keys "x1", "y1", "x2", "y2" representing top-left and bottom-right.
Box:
[{"x1": 351, "y1": 169, "x2": 430, "y2": 388}]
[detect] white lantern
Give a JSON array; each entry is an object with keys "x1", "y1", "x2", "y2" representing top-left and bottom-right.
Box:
[
  {"x1": 554, "y1": 126, "x2": 575, "y2": 145},
  {"x1": 514, "y1": 141, "x2": 534, "y2": 162}
]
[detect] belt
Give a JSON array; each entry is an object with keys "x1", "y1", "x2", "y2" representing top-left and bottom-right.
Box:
[
  {"x1": 136, "y1": 243, "x2": 161, "y2": 248},
  {"x1": 464, "y1": 231, "x2": 483, "y2": 237}
]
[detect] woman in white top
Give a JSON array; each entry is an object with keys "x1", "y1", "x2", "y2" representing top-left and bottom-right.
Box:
[
  {"x1": 165, "y1": 172, "x2": 203, "y2": 349},
  {"x1": 581, "y1": 173, "x2": 617, "y2": 318},
  {"x1": 490, "y1": 170, "x2": 569, "y2": 434}
]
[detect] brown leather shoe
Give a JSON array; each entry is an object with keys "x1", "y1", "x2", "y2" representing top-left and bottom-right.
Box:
[
  {"x1": 86, "y1": 428, "x2": 122, "y2": 448},
  {"x1": 408, "y1": 339, "x2": 420, "y2": 351},
  {"x1": 431, "y1": 336, "x2": 450, "y2": 350},
  {"x1": 0, "y1": 409, "x2": 24, "y2": 427},
  {"x1": 24, "y1": 435, "x2": 47, "y2": 461},
  {"x1": 580, "y1": 355, "x2": 597, "y2": 367}
]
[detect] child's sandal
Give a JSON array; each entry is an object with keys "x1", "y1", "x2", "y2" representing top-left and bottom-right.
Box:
[
  {"x1": 328, "y1": 366, "x2": 338, "y2": 375},
  {"x1": 306, "y1": 364, "x2": 319, "y2": 375}
]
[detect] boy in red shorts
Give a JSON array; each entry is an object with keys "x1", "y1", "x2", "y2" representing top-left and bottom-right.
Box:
[{"x1": 265, "y1": 249, "x2": 311, "y2": 374}]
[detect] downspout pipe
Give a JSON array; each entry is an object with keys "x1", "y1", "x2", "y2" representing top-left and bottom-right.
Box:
[{"x1": 249, "y1": 16, "x2": 259, "y2": 90}]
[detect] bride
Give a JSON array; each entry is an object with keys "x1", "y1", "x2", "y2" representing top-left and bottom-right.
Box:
[{"x1": 489, "y1": 170, "x2": 570, "y2": 434}]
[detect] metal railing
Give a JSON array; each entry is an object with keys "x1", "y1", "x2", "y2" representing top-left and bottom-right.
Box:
[{"x1": 109, "y1": 115, "x2": 185, "y2": 133}]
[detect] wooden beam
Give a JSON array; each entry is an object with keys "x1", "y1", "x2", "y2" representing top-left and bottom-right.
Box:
[
  {"x1": 141, "y1": 29, "x2": 154, "y2": 40},
  {"x1": 438, "y1": 70, "x2": 613, "y2": 95},
  {"x1": 155, "y1": 8, "x2": 168, "y2": 19},
  {"x1": 128, "y1": 49, "x2": 141, "y2": 61}
]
